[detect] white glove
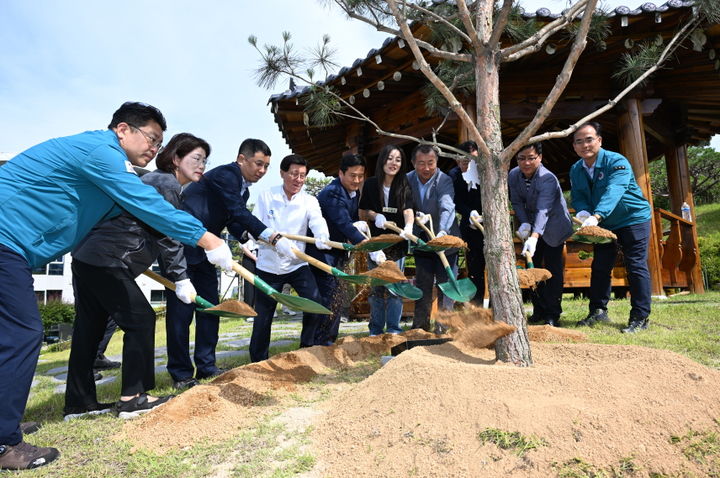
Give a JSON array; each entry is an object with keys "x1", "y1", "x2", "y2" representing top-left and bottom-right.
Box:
[
  {"x1": 399, "y1": 223, "x2": 414, "y2": 240},
  {"x1": 369, "y1": 250, "x2": 386, "y2": 264},
  {"x1": 435, "y1": 230, "x2": 447, "y2": 238},
  {"x1": 352, "y1": 221, "x2": 370, "y2": 236},
  {"x1": 205, "y1": 242, "x2": 234, "y2": 272},
  {"x1": 274, "y1": 236, "x2": 296, "y2": 258},
  {"x1": 516, "y1": 223, "x2": 532, "y2": 241},
  {"x1": 174, "y1": 279, "x2": 196, "y2": 305},
  {"x1": 415, "y1": 213, "x2": 431, "y2": 225},
  {"x1": 314, "y1": 234, "x2": 333, "y2": 250},
  {"x1": 581, "y1": 215, "x2": 599, "y2": 227},
  {"x1": 469, "y1": 210, "x2": 482, "y2": 229},
  {"x1": 575, "y1": 210, "x2": 591, "y2": 222},
  {"x1": 522, "y1": 236, "x2": 538, "y2": 258},
  {"x1": 374, "y1": 214, "x2": 387, "y2": 229}
]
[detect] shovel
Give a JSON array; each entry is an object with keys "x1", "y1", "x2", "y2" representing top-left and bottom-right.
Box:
[
  {"x1": 414, "y1": 218, "x2": 477, "y2": 303},
  {"x1": 142, "y1": 269, "x2": 256, "y2": 318},
  {"x1": 469, "y1": 215, "x2": 485, "y2": 234},
  {"x1": 281, "y1": 233, "x2": 400, "y2": 252},
  {"x1": 383, "y1": 221, "x2": 450, "y2": 252},
  {"x1": 290, "y1": 246, "x2": 404, "y2": 287},
  {"x1": 229, "y1": 261, "x2": 332, "y2": 315},
  {"x1": 570, "y1": 217, "x2": 615, "y2": 244}
]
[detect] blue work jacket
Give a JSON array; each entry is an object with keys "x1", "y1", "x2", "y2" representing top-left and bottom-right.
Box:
[
  {"x1": 569, "y1": 148, "x2": 651, "y2": 231},
  {"x1": 0, "y1": 130, "x2": 206, "y2": 268}
]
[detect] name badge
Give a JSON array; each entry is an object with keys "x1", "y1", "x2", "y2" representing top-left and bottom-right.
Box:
[{"x1": 382, "y1": 206, "x2": 398, "y2": 214}]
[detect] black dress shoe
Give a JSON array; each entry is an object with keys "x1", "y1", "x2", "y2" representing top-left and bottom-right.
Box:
[
  {"x1": 173, "y1": 378, "x2": 199, "y2": 391},
  {"x1": 577, "y1": 309, "x2": 609, "y2": 327},
  {"x1": 622, "y1": 318, "x2": 649, "y2": 334},
  {"x1": 544, "y1": 318, "x2": 559, "y2": 327},
  {"x1": 196, "y1": 368, "x2": 227, "y2": 380},
  {"x1": 93, "y1": 372, "x2": 103, "y2": 381},
  {"x1": 93, "y1": 354, "x2": 121, "y2": 370}
]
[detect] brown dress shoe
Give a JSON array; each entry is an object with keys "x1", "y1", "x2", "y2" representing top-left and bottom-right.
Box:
[{"x1": 0, "y1": 441, "x2": 59, "y2": 470}]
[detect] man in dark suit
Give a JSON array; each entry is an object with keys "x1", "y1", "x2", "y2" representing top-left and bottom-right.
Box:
[
  {"x1": 407, "y1": 144, "x2": 460, "y2": 332},
  {"x1": 164, "y1": 139, "x2": 294, "y2": 388},
  {"x1": 508, "y1": 141, "x2": 573, "y2": 327},
  {"x1": 448, "y1": 141, "x2": 485, "y2": 306},
  {"x1": 305, "y1": 153, "x2": 367, "y2": 345}
]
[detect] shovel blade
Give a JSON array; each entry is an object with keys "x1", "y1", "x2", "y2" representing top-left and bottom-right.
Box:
[
  {"x1": 271, "y1": 292, "x2": 331, "y2": 315},
  {"x1": 196, "y1": 308, "x2": 253, "y2": 319},
  {"x1": 385, "y1": 282, "x2": 423, "y2": 300},
  {"x1": 438, "y1": 272, "x2": 477, "y2": 303},
  {"x1": 570, "y1": 233, "x2": 613, "y2": 244}
]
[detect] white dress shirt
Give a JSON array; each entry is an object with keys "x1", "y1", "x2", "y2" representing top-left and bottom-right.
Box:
[{"x1": 253, "y1": 185, "x2": 330, "y2": 275}]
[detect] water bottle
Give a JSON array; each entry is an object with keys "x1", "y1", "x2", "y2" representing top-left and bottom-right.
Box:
[{"x1": 681, "y1": 202, "x2": 692, "y2": 222}]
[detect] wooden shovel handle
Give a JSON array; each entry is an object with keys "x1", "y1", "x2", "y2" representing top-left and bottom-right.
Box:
[
  {"x1": 384, "y1": 221, "x2": 420, "y2": 242},
  {"x1": 282, "y1": 233, "x2": 346, "y2": 251},
  {"x1": 289, "y1": 247, "x2": 335, "y2": 274},
  {"x1": 414, "y1": 218, "x2": 435, "y2": 239},
  {"x1": 414, "y1": 218, "x2": 452, "y2": 268},
  {"x1": 470, "y1": 215, "x2": 484, "y2": 233},
  {"x1": 143, "y1": 269, "x2": 176, "y2": 290},
  {"x1": 572, "y1": 216, "x2": 584, "y2": 225}
]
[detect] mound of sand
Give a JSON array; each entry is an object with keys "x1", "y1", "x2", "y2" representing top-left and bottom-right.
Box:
[
  {"x1": 427, "y1": 235, "x2": 467, "y2": 249},
  {"x1": 119, "y1": 322, "x2": 720, "y2": 477},
  {"x1": 361, "y1": 260, "x2": 406, "y2": 282},
  {"x1": 518, "y1": 268, "x2": 552, "y2": 288}
]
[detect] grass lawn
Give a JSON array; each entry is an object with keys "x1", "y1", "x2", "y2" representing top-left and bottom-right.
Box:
[{"x1": 14, "y1": 291, "x2": 720, "y2": 477}]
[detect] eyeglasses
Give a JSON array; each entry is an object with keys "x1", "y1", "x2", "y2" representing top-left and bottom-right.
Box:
[
  {"x1": 286, "y1": 171, "x2": 307, "y2": 180},
  {"x1": 127, "y1": 123, "x2": 163, "y2": 150},
  {"x1": 573, "y1": 136, "x2": 598, "y2": 146},
  {"x1": 188, "y1": 155, "x2": 208, "y2": 166},
  {"x1": 517, "y1": 155, "x2": 539, "y2": 163}
]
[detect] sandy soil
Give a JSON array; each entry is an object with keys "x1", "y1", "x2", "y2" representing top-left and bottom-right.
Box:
[{"x1": 119, "y1": 319, "x2": 720, "y2": 477}]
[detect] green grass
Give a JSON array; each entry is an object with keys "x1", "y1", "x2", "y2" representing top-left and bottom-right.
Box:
[
  {"x1": 695, "y1": 203, "x2": 720, "y2": 237},
  {"x1": 477, "y1": 427, "x2": 547, "y2": 456}
]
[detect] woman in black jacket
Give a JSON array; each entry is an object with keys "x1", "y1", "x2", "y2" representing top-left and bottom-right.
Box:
[
  {"x1": 65, "y1": 133, "x2": 210, "y2": 419},
  {"x1": 359, "y1": 145, "x2": 415, "y2": 335}
]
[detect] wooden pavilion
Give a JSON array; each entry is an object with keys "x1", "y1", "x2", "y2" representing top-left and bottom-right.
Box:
[{"x1": 268, "y1": 0, "x2": 720, "y2": 298}]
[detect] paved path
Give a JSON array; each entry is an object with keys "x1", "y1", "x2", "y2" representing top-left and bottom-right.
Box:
[{"x1": 34, "y1": 318, "x2": 370, "y2": 395}]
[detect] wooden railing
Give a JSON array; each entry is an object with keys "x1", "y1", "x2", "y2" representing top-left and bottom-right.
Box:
[{"x1": 653, "y1": 208, "x2": 699, "y2": 289}]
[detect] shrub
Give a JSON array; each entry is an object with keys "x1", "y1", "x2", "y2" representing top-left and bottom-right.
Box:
[
  {"x1": 38, "y1": 300, "x2": 76, "y2": 329},
  {"x1": 698, "y1": 234, "x2": 720, "y2": 290}
]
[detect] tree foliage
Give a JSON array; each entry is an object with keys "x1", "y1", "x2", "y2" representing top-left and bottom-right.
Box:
[{"x1": 650, "y1": 146, "x2": 720, "y2": 208}]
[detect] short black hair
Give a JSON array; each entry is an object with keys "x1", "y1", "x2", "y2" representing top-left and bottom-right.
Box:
[
  {"x1": 457, "y1": 141, "x2": 478, "y2": 154},
  {"x1": 108, "y1": 101, "x2": 167, "y2": 131},
  {"x1": 339, "y1": 152, "x2": 366, "y2": 172},
  {"x1": 575, "y1": 121, "x2": 602, "y2": 138},
  {"x1": 411, "y1": 144, "x2": 438, "y2": 162},
  {"x1": 517, "y1": 141, "x2": 542, "y2": 157},
  {"x1": 238, "y1": 138, "x2": 271, "y2": 158},
  {"x1": 280, "y1": 154, "x2": 307, "y2": 172},
  {"x1": 155, "y1": 133, "x2": 211, "y2": 173}
]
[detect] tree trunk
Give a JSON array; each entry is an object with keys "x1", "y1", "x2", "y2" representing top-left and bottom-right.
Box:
[{"x1": 473, "y1": 4, "x2": 532, "y2": 366}]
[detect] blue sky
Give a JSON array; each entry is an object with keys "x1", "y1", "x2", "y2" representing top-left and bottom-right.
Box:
[{"x1": 1, "y1": 0, "x2": 716, "y2": 201}]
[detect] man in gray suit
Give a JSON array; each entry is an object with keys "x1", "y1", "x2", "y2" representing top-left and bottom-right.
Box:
[
  {"x1": 407, "y1": 144, "x2": 460, "y2": 332},
  {"x1": 509, "y1": 142, "x2": 573, "y2": 327}
]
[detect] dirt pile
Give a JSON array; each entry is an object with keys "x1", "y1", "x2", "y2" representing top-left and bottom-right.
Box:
[
  {"x1": 207, "y1": 299, "x2": 256, "y2": 317},
  {"x1": 312, "y1": 342, "x2": 720, "y2": 477},
  {"x1": 435, "y1": 306, "x2": 516, "y2": 348},
  {"x1": 427, "y1": 235, "x2": 467, "y2": 249},
  {"x1": 517, "y1": 268, "x2": 552, "y2": 288},
  {"x1": 576, "y1": 225, "x2": 617, "y2": 240},
  {"x1": 361, "y1": 260, "x2": 407, "y2": 282}
]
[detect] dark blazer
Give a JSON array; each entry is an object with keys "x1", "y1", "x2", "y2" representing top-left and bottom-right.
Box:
[
  {"x1": 508, "y1": 164, "x2": 573, "y2": 247},
  {"x1": 406, "y1": 169, "x2": 459, "y2": 242},
  {"x1": 305, "y1": 177, "x2": 365, "y2": 266},
  {"x1": 448, "y1": 166, "x2": 483, "y2": 240},
  {"x1": 181, "y1": 162, "x2": 268, "y2": 264}
]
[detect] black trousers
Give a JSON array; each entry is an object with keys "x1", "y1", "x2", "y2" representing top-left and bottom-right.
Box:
[
  {"x1": 530, "y1": 238, "x2": 565, "y2": 321},
  {"x1": 461, "y1": 226, "x2": 486, "y2": 306},
  {"x1": 250, "y1": 265, "x2": 322, "y2": 362},
  {"x1": 65, "y1": 260, "x2": 156, "y2": 409}
]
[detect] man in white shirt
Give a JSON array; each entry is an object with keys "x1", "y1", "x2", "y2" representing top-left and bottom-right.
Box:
[{"x1": 249, "y1": 154, "x2": 332, "y2": 361}]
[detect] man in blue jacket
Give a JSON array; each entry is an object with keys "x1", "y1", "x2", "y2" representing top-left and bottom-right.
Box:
[
  {"x1": 408, "y1": 144, "x2": 460, "y2": 333},
  {"x1": 570, "y1": 122, "x2": 652, "y2": 333},
  {"x1": 164, "y1": 139, "x2": 295, "y2": 388},
  {"x1": 509, "y1": 142, "x2": 574, "y2": 327},
  {"x1": 305, "y1": 153, "x2": 368, "y2": 345},
  {"x1": 0, "y1": 102, "x2": 234, "y2": 470}
]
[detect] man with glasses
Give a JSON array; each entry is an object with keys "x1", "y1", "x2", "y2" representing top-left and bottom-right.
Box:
[
  {"x1": 570, "y1": 122, "x2": 652, "y2": 333},
  {"x1": 0, "y1": 102, "x2": 235, "y2": 470},
  {"x1": 165, "y1": 138, "x2": 295, "y2": 388},
  {"x1": 448, "y1": 141, "x2": 486, "y2": 306},
  {"x1": 305, "y1": 153, "x2": 368, "y2": 345},
  {"x1": 249, "y1": 154, "x2": 332, "y2": 361},
  {"x1": 509, "y1": 142, "x2": 573, "y2": 327}
]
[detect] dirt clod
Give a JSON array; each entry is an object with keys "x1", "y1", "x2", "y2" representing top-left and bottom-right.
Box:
[
  {"x1": 361, "y1": 260, "x2": 406, "y2": 282},
  {"x1": 517, "y1": 268, "x2": 552, "y2": 288},
  {"x1": 576, "y1": 225, "x2": 617, "y2": 239},
  {"x1": 427, "y1": 234, "x2": 467, "y2": 248},
  {"x1": 206, "y1": 300, "x2": 256, "y2": 317}
]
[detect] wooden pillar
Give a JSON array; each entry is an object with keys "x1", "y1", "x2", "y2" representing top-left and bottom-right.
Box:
[
  {"x1": 616, "y1": 98, "x2": 665, "y2": 297},
  {"x1": 665, "y1": 145, "x2": 704, "y2": 292}
]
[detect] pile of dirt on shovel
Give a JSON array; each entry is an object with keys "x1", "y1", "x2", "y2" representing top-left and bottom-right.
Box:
[
  {"x1": 576, "y1": 225, "x2": 617, "y2": 239},
  {"x1": 361, "y1": 260, "x2": 407, "y2": 282},
  {"x1": 427, "y1": 235, "x2": 467, "y2": 248},
  {"x1": 208, "y1": 299, "x2": 256, "y2": 317},
  {"x1": 358, "y1": 234, "x2": 404, "y2": 247},
  {"x1": 517, "y1": 267, "x2": 552, "y2": 288}
]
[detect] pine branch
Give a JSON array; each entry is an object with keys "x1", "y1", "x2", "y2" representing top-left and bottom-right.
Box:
[
  {"x1": 489, "y1": 0, "x2": 514, "y2": 48},
  {"x1": 404, "y1": 1, "x2": 471, "y2": 45},
  {"x1": 504, "y1": 0, "x2": 598, "y2": 160},
  {"x1": 456, "y1": 0, "x2": 482, "y2": 55}
]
